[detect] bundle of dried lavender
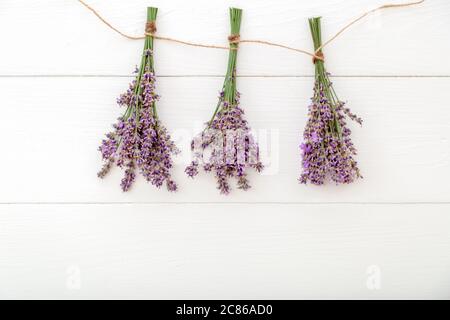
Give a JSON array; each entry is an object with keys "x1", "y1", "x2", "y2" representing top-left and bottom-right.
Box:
[
  {"x1": 299, "y1": 17, "x2": 362, "y2": 185},
  {"x1": 98, "y1": 7, "x2": 178, "y2": 192},
  {"x1": 185, "y1": 8, "x2": 263, "y2": 194}
]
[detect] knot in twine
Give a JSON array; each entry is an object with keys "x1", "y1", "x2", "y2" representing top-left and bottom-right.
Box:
[
  {"x1": 145, "y1": 21, "x2": 157, "y2": 35},
  {"x1": 228, "y1": 34, "x2": 241, "y2": 45},
  {"x1": 313, "y1": 51, "x2": 324, "y2": 64}
]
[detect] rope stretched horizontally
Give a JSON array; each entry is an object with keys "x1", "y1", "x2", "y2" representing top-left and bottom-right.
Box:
[{"x1": 77, "y1": 0, "x2": 425, "y2": 62}]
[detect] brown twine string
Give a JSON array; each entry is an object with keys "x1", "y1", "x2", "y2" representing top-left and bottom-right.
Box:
[
  {"x1": 145, "y1": 21, "x2": 157, "y2": 35},
  {"x1": 313, "y1": 51, "x2": 324, "y2": 64},
  {"x1": 228, "y1": 34, "x2": 241, "y2": 44},
  {"x1": 314, "y1": 0, "x2": 425, "y2": 53},
  {"x1": 238, "y1": 39, "x2": 321, "y2": 59},
  {"x1": 147, "y1": 34, "x2": 231, "y2": 50},
  {"x1": 77, "y1": 0, "x2": 425, "y2": 63}
]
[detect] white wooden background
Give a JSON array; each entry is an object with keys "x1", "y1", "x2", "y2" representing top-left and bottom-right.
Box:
[{"x1": 0, "y1": 0, "x2": 449, "y2": 299}]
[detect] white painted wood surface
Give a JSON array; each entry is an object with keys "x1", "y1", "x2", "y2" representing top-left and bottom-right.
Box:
[{"x1": 1, "y1": 0, "x2": 449, "y2": 299}]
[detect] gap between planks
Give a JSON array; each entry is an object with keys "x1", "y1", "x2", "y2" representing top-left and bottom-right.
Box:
[
  {"x1": 0, "y1": 75, "x2": 450, "y2": 78},
  {"x1": 1, "y1": 202, "x2": 450, "y2": 206}
]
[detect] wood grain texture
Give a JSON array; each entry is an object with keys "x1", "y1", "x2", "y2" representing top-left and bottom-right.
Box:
[
  {"x1": 0, "y1": 0, "x2": 448, "y2": 76},
  {"x1": 1, "y1": 204, "x2": 449, "y2": 299},
  {"x1": 1, "y1": 77, "x2": 449, "y2": 203},
  {"x1": 0, "y1": 0, "x2": 449, "y2": 299}
]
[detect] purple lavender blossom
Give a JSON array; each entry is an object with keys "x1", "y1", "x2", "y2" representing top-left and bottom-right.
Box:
[
  {"x1": 185, "y1": 92, "x2": 263, "y2": 194},
  {"x1": 185, "y1": 8, "x2": 261, "y2": 194},
  {"x1": 98, "y1": 49, "x2": 178, "y2": 192},
  {"x1": 300, "y1": 16, "x2": 362, "y2": 186},
  {"x1": 120, "y1": 162, "x2": 136, "y2": 192},
  {"x1": 299, "y1": 82, "x2": 362, "y2": 185}
]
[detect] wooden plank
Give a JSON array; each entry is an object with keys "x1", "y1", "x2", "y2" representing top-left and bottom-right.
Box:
[
  {"x1": 1, "y1": 203, "x2": 449, "y2": 299},
  {"x1": 0, "y1": 0, "x2": 447, "y2": 76},
  {"x1": 0, "y1": 76, "x2": 449, "y2": 203}
]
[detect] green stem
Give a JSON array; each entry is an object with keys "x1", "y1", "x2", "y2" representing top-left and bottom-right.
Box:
[
  {"x1": 208, "y1": 8, "x2": 242, "y2": 127},
  {"x1": 308, "y1": 16, "x2": 342, "y2": 139},
  {"x1": 147, "y1": 7, "x2": 158, "y2": 119},
  {"x1": 114, "y1": 8, "x2": 158, "y2": 149}
]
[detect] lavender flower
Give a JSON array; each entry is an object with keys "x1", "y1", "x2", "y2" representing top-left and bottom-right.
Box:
[
  {"x1": 98, "y1": 7, "x2": 178, "y2": 192},
  {"x1": 185, "y1": 8, "x2": 263, "y2": 194},
  {"x1": 186, "y1": 92, "x2": 263, "y2": 194},
  {"x1": 299, "y1": 17, "x2": 362, "y2": 185}
]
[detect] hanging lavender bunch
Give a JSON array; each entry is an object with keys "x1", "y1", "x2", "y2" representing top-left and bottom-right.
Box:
[
  {"x1": 185, "y1": 8, "x2": 263, "y2": 194},
  {"x1": 98, "y1": 7, "x2": 178, "y2": 192},
  {"x1": 299, "y1": 17, "x2": 362, "y2": 185}
]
